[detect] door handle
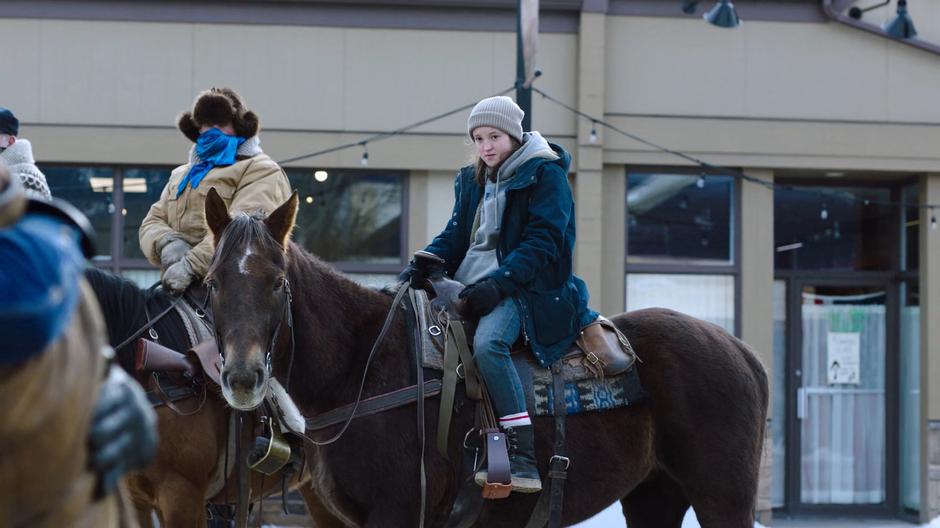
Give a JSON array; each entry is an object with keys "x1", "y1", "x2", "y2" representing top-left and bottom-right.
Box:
[{"x1": 797, "y1": 387, "x2": 807, "y2": 420}]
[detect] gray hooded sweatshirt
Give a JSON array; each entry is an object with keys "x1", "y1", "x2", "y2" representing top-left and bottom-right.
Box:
[{"x1": 453, "y1": 131, "x2": 559, "y2": 286}]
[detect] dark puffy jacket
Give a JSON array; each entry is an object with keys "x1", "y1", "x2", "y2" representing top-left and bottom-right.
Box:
[{"x1": 425, "y1": 142, "x2": 597, "y2": 366}]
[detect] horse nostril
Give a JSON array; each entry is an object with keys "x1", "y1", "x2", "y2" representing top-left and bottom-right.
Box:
[
  {"x1": 254, "y1": 367, "x2": 265, "y2": 390},
  {"x1": 221, "y1": 371, "x2": 231, "y2": 388}
]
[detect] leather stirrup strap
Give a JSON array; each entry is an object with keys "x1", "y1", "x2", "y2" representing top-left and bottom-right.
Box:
[
  {"x1": 408, "y1": 287, "x2": 428, "y2": 528},
  {"x1": 437, "y1": 321, "x2": 461, "y2": 459},
  {"x1": 437, "y1": 319, "x2": 478, "y2": 459},
  {"x1": 451, "y1": 322, "x2": 480, "y2": 399},
  {"x1": 524, "y1": 362, "x2": 569, "y2": 528}
]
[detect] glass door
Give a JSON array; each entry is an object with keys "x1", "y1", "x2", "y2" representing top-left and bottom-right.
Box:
[{"x1": 796, "y1": 284, "x2": 887, "y2": 506}]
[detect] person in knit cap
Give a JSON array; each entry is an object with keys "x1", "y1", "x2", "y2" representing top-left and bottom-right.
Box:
[
  {"x1": 0, "y1": 107, "x2": 51, "y2": 200},
  {"x1": 139, "y1": 88, "x2": 291, "y2": 294},
  {"x1": 400, "y1": 96, "x2": 597, "y2": 493}
]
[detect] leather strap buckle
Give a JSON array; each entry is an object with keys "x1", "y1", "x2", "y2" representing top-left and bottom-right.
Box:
[{"x1": 549, "y1": 455, "x2": 571, "y2": 471}]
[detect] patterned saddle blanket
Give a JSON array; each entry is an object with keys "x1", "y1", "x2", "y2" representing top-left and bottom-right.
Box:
[{"x1": 411, "y1": 289, "x2": 647, "y2": 417}]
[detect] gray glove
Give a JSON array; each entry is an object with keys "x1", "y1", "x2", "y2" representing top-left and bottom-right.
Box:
[
  {"x1": 159, "y1": 237, "x2": 191, "y2": 270},
  {"x1": 162, "y1": 258, "x2": 196, "y2": 294},
  {"x1": 88, "y1": 365, "x2": 157, "y2": 498}
]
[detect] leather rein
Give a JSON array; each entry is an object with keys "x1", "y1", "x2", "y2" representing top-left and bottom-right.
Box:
[{"x1": 208, "y1": 277, "x2": 411, "y2": 447}]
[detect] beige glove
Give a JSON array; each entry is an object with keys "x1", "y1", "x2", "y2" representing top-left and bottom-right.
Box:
[
  {"x1": 158, "y1": 236, "x2": 191, "y2": 270},
  {"x1": 162, "y1": 258, "x2": 196, "y2": 294}
]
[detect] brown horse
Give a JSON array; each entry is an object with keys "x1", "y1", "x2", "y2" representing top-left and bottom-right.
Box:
[
  {"x1": 85, "y1": 267, "x2": 343, "y2": 528},
  {"x1": 203, "y1": 189, "x2": 769, "y2": 528}
]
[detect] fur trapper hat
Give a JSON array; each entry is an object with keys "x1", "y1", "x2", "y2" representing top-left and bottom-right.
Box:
[{"x1": 177, "y1": 87, "x2": 260, "y2": 142}]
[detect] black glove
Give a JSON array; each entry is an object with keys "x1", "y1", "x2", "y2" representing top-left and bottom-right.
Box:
[
  {"x1": 458, "y1": 278, "x2": 504, "y2": 317},
  {"x1": 88, "y1": 365, "x2": 157, "y2": 498},
  {"x1": 398, "y1": 251, "x2": 446, "y2": 287},
  {"x1": 398, "y1": 260, "x2": 428, "y2": 286}
]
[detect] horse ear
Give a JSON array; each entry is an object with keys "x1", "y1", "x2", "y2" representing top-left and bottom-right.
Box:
[
  {"x1": 265, "y1": 191, "x2": 299, "y2": 248},
  {"x1": 205, "y1": 187, "x2": 231, "y2": 240}
]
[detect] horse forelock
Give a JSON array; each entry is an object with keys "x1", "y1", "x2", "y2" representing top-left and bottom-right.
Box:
[{"x1": 207, "y1": 211, "x2": 284, "y2": 279}]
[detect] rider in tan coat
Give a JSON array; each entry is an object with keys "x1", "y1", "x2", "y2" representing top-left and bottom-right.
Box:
[{"x1": 140, "y1": 88, "x2": 291, "y2": 293}]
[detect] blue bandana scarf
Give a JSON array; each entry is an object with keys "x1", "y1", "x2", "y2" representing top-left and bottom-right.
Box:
[{"x1": 176, "y1": 128, "x2": 246, "y2": 197}]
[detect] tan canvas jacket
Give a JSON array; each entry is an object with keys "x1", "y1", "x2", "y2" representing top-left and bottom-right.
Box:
[{"x1": 139, "y1": 153, "x2": 291, "y2": 279}]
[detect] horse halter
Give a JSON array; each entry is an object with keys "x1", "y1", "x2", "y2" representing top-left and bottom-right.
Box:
[{"x1": 208, "y1": 277, "x2": 295, "y2": 394}]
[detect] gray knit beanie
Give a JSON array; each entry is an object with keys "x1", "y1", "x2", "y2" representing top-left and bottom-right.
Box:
[{"x1": 467, "y1": 96, "x2": 524, "y2": 143}]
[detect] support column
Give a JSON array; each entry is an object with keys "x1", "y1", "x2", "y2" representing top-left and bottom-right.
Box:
[
  {"x1": 920, "y1": 173, "x2": 940, "y2": 521},
  {"x1": 574, "y1": 6, "x2": 607, "y2": 308},
  {"x1": 739, "y1": 168, "x2": 775, "y2": 523},
  {"x1": 407, "y1": 170, "x2": 455, "y2": 256}
]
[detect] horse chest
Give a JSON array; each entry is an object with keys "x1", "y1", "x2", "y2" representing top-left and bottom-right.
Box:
[{"x1": 310, "y1": 458, "x2": 363, "y2": 527}]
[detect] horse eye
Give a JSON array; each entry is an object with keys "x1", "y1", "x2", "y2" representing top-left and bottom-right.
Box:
[{"x1": 275, "y1": 277, "x2": 287, "y2": 291}]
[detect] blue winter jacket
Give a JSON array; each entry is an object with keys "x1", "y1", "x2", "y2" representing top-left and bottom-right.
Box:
[{"x1": 425, "y1": 142, "x2": 597, "y2": 366}]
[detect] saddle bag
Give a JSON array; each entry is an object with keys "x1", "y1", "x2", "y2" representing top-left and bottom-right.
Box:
[{"x1": 574, "y1": 316, "x2": 636, "y2": 379}]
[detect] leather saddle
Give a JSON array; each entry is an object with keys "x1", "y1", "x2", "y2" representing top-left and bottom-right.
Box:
[{"x1": 423, "y1": 276, "x2": 634, "y2": 379}]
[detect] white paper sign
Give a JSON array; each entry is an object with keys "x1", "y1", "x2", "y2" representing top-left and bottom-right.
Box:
[{"x1": 827, "y1": 332, "x2": 861, "y2": 385}]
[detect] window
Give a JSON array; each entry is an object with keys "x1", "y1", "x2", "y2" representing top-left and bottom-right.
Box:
[
  {"x1": 286, "y1": 169, "x2": 405, "y2": 268},
  {"x1": 44, "y1": 166, "x2": 116, "y2": 260},
  {"x1": 41, "y1": 163, "x2": 407, "y2": 289},
  {"x1": 625, "y1": 169, "x2": 738, "y2": 334},
  {"x1": 627, "y1": 172, "x2": 734, "y2": 265},
  {"x1": 774, "y1": 186, "x2": 894, "y2": 271}
]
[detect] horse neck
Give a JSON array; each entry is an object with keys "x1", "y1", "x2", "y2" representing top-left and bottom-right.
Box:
[{"x1": 283, "y1": 247, "x2": 411, "y2": 414}]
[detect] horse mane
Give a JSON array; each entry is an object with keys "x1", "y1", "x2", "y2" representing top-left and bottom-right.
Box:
[
  {"x1": 211, "y1": 210, "x2": 393, "y2": 305},
  {"x1": 83, "y1": 266, "x2": 190, "y2": 372}
]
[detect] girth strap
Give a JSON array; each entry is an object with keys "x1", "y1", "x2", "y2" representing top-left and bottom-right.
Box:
[{"x1": 525, "y1": 362, "x2": 569, "y2": 528}]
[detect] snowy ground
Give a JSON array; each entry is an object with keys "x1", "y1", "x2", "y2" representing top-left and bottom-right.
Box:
[
  {"x1": 571, "y1": 504, "x2": 766, "y2": 527},
  {"x1": 572, "y1": 502, "x2": 940, "y2": 527}
]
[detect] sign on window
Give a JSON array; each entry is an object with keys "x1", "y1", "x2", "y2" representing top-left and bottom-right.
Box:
[{"x1": 827, "y1": 332, "x2": 861, "y2": 385}]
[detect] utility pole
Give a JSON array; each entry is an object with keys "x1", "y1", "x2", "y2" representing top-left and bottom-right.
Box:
[{"x1": 516, "y1": 0, "x2": 534, "y2": 131}]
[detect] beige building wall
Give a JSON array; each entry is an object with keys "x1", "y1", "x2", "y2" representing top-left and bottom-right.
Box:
[{"x1": 2, "y1": 18, "x2": 577, "y2": 171}]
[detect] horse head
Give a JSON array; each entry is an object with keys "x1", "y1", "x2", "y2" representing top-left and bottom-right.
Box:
[{"x1": 204, "y1": 187, "x2": 298, "y2": 410}]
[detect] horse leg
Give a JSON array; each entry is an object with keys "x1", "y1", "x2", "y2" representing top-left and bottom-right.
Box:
[
  {"x1": 620, "y1": 472, "x2": 689, "y2": 528},
  {"x1": 155, "y1": 475, "x2": 208, "y2": 527},
  {"x1": 296, "y1": 483, "x2": 348, "y2": 528}
]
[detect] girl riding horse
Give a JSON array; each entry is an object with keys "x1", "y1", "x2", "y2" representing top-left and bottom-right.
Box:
[{"x1": 400, "y1": 96, "x2": 598, "y2": 493}]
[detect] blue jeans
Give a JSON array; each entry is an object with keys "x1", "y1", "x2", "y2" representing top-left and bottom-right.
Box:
[{"x1": 473, "y1": 298, "x2": 527, "y2": 418}]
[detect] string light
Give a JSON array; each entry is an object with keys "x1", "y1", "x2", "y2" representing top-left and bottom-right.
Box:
[
  {"x1": 820, "y1": 202, "x2": 829, "y2": 221},
  {"x1": 267, "y1": 82, "x2": 939, "y2": 231}
]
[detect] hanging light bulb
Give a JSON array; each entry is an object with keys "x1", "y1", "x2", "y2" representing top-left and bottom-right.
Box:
[
  {"x1": 931, "y1": 212, "x2": 938, "y2": 231},
  {"x1": 820, "y1": 203, "x2": 829, "y2": 221},
  {"x1": 696, "y1": 174, "x2": 706, "y2": 189},
  {"x1": 360, "y1": 144, "x2": 369, "y2": 167},
  {"x1": 589, "y1": 121, "x2": 598, "y2": 144}
]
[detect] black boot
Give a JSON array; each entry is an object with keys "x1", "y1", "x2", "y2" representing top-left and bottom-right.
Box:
[
  {"x1": 475, "y1": 425, "x2": 542, "y2": 493},
  {"x1": 505, "y1": 425, "x2": 542, "y2": 493}
]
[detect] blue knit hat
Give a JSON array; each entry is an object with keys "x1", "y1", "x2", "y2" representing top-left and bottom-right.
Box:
[{"x1": 0, "y1": 108, "x2": 19, "y2": 136}]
